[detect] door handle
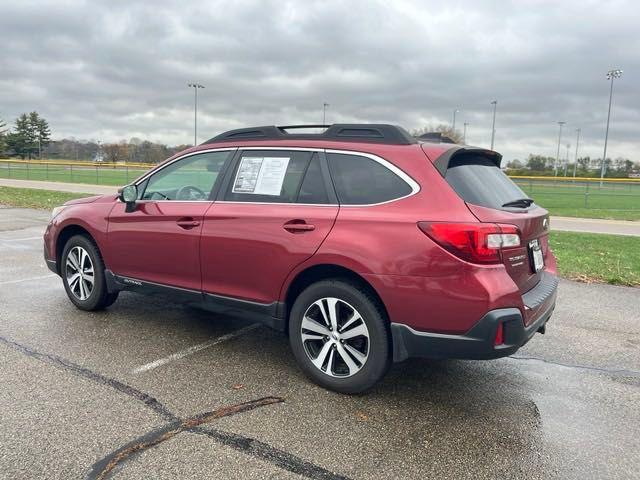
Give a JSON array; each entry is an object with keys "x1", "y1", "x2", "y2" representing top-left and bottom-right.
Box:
[
  {"x1": 176, "y1": 218, "x2": 201, "y2": 229},
  {"x1": 283, "y1": 220, "x2": 315, "y2": 233}
]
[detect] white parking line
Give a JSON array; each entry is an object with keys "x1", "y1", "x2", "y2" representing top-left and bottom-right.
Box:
[
  {"x1": 0, "y1": 274, "x2": 56, "y2": 285},
  {"x1": 0, "y1": 236, "x2": 43, "y2": 242},
  {"x1": 131, "y1": 323, "x2": 261, "y2": 374}
]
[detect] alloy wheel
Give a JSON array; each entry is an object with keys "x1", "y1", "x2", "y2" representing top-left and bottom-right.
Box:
[
  {"x1": 301, "y1": 297, "x2": 370, "y2": 378},
  {"x1": 65, "y1": 246, "x2": 94, "y2": 301}
]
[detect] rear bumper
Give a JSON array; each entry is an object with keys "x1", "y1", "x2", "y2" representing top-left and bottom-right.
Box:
[{"x1": 391, "y1": 274, "x2": 557, "y2": 362}]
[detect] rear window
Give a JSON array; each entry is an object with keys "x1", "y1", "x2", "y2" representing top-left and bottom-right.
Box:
[{"x1": 445, "y1": 155, "x2": 530, "y2": 209}]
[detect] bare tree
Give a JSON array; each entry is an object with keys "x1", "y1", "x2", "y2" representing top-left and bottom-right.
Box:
[{"x1": 411, "y1": 124, "x2": 464, "y2": 143}]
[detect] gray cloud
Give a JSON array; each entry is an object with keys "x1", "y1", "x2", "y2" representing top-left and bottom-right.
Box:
[{"x1": 0, "y1": 0, "x2": 638, "y2": 162}]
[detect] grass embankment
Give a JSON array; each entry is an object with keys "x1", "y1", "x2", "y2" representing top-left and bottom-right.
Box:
[
  {"x1": 550, "y1": 231, "x2": 640, "y2": 287},
  {"x1": 0, "y1": 186, "x2": 92, "y2": 209}
]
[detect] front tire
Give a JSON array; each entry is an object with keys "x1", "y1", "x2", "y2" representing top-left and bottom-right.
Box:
[
  {"x1": 61, "y1": 235, "x2": 118, "y2": 311},
  {"x1": 289, "y1": 279, "x2": 391, "y2": 394}
]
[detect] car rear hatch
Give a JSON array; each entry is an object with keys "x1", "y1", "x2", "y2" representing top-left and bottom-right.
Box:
[{"x1": 427, "y1": 145, "x2": 550, "y2": 298}]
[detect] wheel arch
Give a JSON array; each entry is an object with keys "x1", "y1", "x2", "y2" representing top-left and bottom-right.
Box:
[
  {"x1": 55, "y1": 224, "x2": 98, "y2": 274},
  {"x1": 283, "y1": 264, "x2": 390, "y2": 332}
]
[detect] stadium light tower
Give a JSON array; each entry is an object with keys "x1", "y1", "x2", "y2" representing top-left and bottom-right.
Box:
[
  {"x1": 554, "y1": 121, "x2": 566, "y2": 177},
  {"x1": 188, "y1": 83, "x2": 205, "y2": 145},
  {"x1": 452, "y1": 109, "x2": 459, "y2": 131},
  {"x1": 463, "y1": 122, "x2": 469, "y2": 144},
  {"x1": 490, "y1": 100, "x2": 497, "y2": 150},
  {"x1": 322, "y1": 102, "x2": 330, "y2": 125},
  {"x1": 573, "y1": 128, "x2": 581, "y2": 178},
  {"x1": 601, "y1": 69, "x2": 623, "y2": 183}
]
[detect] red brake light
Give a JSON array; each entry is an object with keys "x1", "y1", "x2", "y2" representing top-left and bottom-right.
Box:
[{"x1": 417, "y1": 222, "x2": 521, "y2": 264}]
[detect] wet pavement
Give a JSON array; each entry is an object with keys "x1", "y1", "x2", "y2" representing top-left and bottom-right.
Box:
[{"x1": 1, "y1": 205, "x2": 639, "y2": 479}]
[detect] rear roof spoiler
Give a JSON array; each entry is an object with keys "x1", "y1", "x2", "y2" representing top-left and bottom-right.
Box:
[{"x1": 430, "y1": 146, "x2": 503, "y2": 176}]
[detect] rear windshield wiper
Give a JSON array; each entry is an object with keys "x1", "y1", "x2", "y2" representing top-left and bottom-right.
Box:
[{"x1": 502, "y1": 198, "x2": 534, "y2": 208}]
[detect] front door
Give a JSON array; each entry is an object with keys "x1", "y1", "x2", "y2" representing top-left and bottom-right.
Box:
[
  {"x1": 200, "y1": 149, "x2": 339, "y2": 304},
  {"x1": 107, "y1": 150, "x2": 233, "y2": 291}
]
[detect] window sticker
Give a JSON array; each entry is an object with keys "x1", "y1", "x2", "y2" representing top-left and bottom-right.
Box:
[{"x1": 232, "y1": 157, "x2": 290, "y2": 195}]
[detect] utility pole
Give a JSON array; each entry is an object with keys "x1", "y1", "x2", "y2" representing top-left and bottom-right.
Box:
[
  {"x1": 573, "y1": 128, "x2": 581, "y2": 178},
  {"x1": 601, "y1": 69, "x2": 623, "y2": 184},
  {"x1": 554, "y1": 121, "x2": 566, "y2": 177},
  {"x1": 490, "y1": 100, "x2": 497, "y2": 150},
  {"x1": 452, "y1": 109, "x2": 459, "y2": 131},
  {"x1": 463, "y1": 122, "x2": 469, "y2": 144},
  {"x1": 322, "y1": 102, "x2": 329, "y2": 125},
  {"x1": 188, "y1": 83, "x2": 205, "y2": 145}
]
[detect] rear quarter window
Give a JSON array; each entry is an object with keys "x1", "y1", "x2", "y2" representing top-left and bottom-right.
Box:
[
  {"x1": 327, "y1": 153, "x2": 413, "y2": 205},
  {"x1": 445, "y1": 155, "x2": 530, "y2": 210}
]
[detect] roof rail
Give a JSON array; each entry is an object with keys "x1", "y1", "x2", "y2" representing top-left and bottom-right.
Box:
[
  {"x1": 417, "y1": 132, "x2": 458, "y2": 144},
  {"x1": 204, "y1": 124, "x2": 417, "y2": 145}
]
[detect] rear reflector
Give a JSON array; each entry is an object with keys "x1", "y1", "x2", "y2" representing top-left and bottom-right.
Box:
[
  {"x1": 494, "y1": 322, "x2": 504, "y2": 346},
  {"x1": 417, "y1": 222, "x2": 521, "y2": 264}
]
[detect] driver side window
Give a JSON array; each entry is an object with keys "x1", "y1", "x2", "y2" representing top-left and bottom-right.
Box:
[{"x1": 142, "y1": 151, "x2": 231, "y2": 201}]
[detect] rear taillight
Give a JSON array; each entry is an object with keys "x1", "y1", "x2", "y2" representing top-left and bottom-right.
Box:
[{"x1": 417, "y1": 222, "x2": 521, "y2": 264}]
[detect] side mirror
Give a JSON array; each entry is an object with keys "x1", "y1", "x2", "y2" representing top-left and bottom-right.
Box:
[{"x1": 120, "y1": 184, "x2": 138, "y2": 212}]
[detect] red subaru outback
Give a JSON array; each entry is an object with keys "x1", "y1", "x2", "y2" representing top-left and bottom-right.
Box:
[{"x1": 44, "y1": 124, "x2": 558, "y2": 393}]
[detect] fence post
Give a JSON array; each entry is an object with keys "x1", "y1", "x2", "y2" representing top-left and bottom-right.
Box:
[
  {"x1": 7, "y1": 161, "x2": 10, "y2": 178},
  {"x1": 96, "y1": 164, "x2": 99, "y2": 184},
  {"x1": 46, "y1": 161, "x2": 49, "y2": 180},
  {"x1": 584, "y1": 182, "x2": 589, "y2": 208},
  {"x1": 26, "y1": 160, "x2": 30, "y2": 179},
  {"x1": 70, "y1": 163, "x2": 73, "y2": 183},
  {"x1": 126, "y1": 164, "x2": 129, "y2": 183}
]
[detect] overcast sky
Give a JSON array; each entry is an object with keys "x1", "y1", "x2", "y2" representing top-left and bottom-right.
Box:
[{"x1": 1, "y1": 0, "x2": 638, "y2": 162}]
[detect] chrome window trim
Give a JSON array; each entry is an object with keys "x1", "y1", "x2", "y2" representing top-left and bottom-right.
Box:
[{"x1": 130, "y1": 146, "x2": 420, "y2": 207}]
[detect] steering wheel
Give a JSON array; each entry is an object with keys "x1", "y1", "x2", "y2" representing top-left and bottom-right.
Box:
[{"x1": 175, "y1": 185, "x2": 207, "y2": 201}]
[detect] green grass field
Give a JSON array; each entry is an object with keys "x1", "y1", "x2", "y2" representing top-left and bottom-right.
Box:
[
  {"x1": 514, "y1": 180, "x2": 640, "y2": 220},
  {"x1": 549, "y1": 231, "x2": 640, "y2": 286},
  {"x1": 0, "y1": 163, "x2": 149, "y2": 186},
  {"x1": 0, "y1": 186, "x2": 94, "y2": 209}
]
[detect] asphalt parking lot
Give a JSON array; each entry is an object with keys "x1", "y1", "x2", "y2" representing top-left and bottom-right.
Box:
[{"x1": 1, "y1": 206, "x2": 639, "y2": 480}]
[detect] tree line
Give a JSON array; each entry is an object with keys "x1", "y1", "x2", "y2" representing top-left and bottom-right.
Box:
[
  {"x1": 0, "y1": 112, "x2": 51, "y2": 159},
  {"x1": 505, "y1": 154, "x2": 639, "y2": 178},
  {"x1": 0, "y1": 112, "x2": 190, "y2": 164}
]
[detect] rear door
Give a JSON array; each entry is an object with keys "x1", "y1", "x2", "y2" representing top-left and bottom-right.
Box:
[
  {"x1": 442, "y1": 153, "x2": 550, "y2": 294},
  {"x1": 200, "y1": 149, "x2": 339, "y2": 304}
]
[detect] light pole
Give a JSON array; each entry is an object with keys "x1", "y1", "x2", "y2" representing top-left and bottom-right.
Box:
[
  {"x1": 564, "y1": 143, "x2": 570, "y2": 176},
  {"x1": 452, "y1": 109, "x2": 459, "y2": 131},
  {"x1": 188, "y1": 82, "x2": 204, "y2": 145},
  {"x1": 573, "y1": 128, "x2": 581, "y2": 178},
  {"x1": 601, "y1": 69, "x2": 623, "y2": 183},
  {"x1": 322, "y1": 102, "x2": 329, "y2": 125},
  {"x1": 490, "y1": 100, "x2": 497, "y2": 150},
  {"x1": 554, "y1": 121, "x2": 566, "y2": 176},
  {"x1": 463, "y1": 122, "x2": 469, "y2": 144}
]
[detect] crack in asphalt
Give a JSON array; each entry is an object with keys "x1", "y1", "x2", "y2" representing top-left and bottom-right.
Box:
[
  {"x1": 87, "y1": 397, "x2": 285, "y2": 480},
  {"x1": 190, "y1": 427, "x2": 351, "y2": 480},
  {"x1": 0, "y1": 334, "x2": 177, "y2": 421},
  {"x1": 0, "y1": 335, "x2": 351, "y2": 480},
  {"x1": 509, "y1": 354, "x2": 640, "y2": 378}
]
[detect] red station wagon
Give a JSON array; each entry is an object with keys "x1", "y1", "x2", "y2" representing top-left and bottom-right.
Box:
[{"x1": 44, "y1": 124, "x2": 558, "y2": 393}]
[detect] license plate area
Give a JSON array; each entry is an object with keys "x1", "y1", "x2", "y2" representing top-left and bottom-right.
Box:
[{"x1": 529, "y1": 239, "x2": 544, "y2": 273}]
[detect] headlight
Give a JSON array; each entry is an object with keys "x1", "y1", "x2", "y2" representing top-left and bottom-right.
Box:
[{"x1": 51, "y1": 206, "x2": 67, "y2": 220}]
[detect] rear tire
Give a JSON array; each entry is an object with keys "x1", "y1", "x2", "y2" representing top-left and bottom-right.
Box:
[
  {"x1": 61, "y1": 235, "x2": 118, "y2": 311},
  {"x1": 289, "y1": 279, "x2": 391, "y2": 394}
]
